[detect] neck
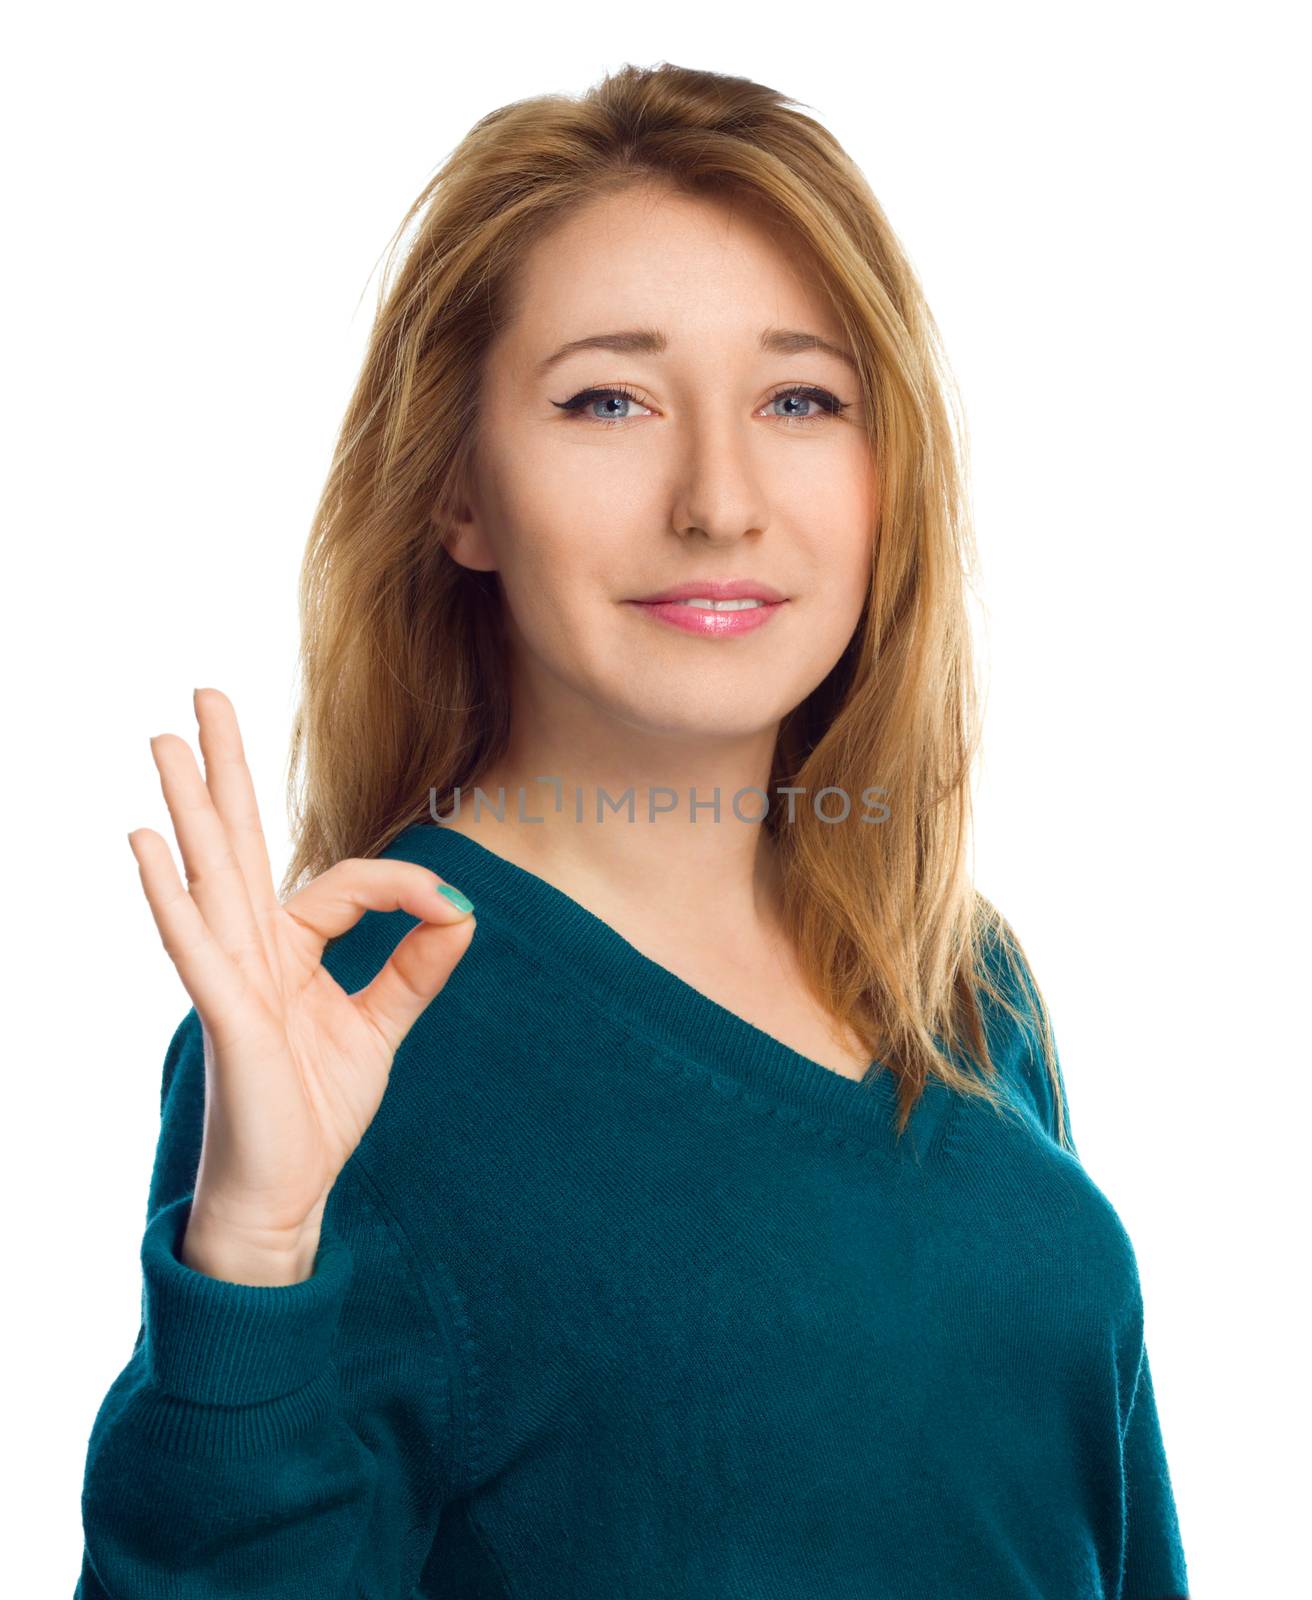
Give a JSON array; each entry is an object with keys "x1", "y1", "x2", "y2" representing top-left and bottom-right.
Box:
[{"x1": 434, "y1": 716, "x2": 787, "y2": 947}]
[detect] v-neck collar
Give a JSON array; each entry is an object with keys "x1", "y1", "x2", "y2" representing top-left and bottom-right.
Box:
[{"x1": 381, "y1": 821, "x2": 959, "y2": 1164}]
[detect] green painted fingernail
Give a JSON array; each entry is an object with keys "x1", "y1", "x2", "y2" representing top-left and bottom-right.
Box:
[{"x1": 436, "y1": 882, "x2": 474, "y2": 914}]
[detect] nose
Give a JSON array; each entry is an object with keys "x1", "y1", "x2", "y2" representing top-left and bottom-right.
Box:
[{"x1": 670, "y1": 413, "x2": 769, "y2": 545}]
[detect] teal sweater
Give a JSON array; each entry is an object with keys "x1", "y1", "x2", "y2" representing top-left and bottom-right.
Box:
[{"x1": 76, "y1": 822, "x2": 1189, "y2": 1598}]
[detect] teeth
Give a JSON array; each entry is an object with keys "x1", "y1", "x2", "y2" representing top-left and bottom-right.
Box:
[{"x1": 670, "y1": 597, "x2": 765, "y2": 610}]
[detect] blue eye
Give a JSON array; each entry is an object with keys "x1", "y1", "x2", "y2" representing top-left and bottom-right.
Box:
[
  {"x1": 551, "y1": 385, "x2": 653, "y2": 424},
  {"x1": 766, "y1": 387, "x2": 848, "y2": 424},
  {"x1": 550, "y1": 384, "x2": 850, "y2": 428}
]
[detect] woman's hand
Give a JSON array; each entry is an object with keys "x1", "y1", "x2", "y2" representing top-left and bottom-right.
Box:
[{"x1": 129, "y1": 687, "x2": 475, "y2": 1278}]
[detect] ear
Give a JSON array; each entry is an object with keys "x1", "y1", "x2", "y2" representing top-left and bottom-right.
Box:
[{"x1": 431, "y1": 486, "x2": 498, "y2": 574}]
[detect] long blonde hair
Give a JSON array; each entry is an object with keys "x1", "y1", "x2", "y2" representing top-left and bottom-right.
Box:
[{"x1": 280, "y1": 60, "x2": 1070, "y2": 1151}]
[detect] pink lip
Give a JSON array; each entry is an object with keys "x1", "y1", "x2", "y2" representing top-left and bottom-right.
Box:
[
  {"x1": 624, "y1": 596, "x2": 787, "y2": 637},
  {"x1": 631, "y1": 578, "x2": 786, "y2": 603}
]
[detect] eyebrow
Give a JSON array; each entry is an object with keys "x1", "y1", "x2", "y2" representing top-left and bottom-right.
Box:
[{"x1": 535, "y1": 326, "x2": 859, "y2": 377}]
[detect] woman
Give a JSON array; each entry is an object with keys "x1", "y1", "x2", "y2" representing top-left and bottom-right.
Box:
[{"x1": 75, "y1": 62, "x2": 1189, "y2": 1598}]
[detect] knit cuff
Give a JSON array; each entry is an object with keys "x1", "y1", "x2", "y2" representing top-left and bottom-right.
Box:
[{"x1": 141, "y1": 1194, "x2": 354, "y2": 1407}]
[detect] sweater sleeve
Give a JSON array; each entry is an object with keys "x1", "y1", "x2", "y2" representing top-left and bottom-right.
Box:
[
  {"x1": 1119, "y1": 1341, "x2": 1190, "y2": 1599},
  {"x1": 997, "y1": 935, "x2": 1190, "y2": 1598},
  {"x1": 1026, "y1": 1016, "x2": 1190, "y2": 1597},
  {"x1": 74, "y1": 1006, "x2": 464, "y2": 1598}
]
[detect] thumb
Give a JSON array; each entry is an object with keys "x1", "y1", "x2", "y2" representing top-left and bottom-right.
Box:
[{"x1": 350, "y1": 896, "x2": 477, "y2": 1056}]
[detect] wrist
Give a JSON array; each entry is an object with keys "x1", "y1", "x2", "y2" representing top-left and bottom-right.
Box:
[{"x1": 181, "y1": 1205, "x2": 323, "y2": 1287}]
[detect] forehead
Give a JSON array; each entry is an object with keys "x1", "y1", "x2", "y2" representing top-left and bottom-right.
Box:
[{"x1": 496, "y1": 184, "x2": 843, "y2": 362}]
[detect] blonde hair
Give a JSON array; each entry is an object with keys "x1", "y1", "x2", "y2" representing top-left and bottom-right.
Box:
[{"x1": 280, "y1": 60, "x2": 1070, "y2": 1151}]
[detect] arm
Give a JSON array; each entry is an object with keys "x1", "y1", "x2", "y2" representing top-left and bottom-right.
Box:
[
  {"x1": 1119, "y1": 1341, "x2": 1190, "y2": 1599},
  {"x1": 74, "y1": 1006, "x2": 464, "y2": 1598},
  {"x1": 985, "y1": 922, "x2": 1190, "y2": 1596}
]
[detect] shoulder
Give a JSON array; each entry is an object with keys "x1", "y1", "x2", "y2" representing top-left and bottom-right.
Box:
[{"x1": 970, "y1": 908, "x2": 1076, "y2": 1155}]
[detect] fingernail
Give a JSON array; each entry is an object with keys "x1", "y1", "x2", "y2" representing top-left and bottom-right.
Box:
[{"x1": 435, "y1": 882, "x2": 474, "y2": 915}]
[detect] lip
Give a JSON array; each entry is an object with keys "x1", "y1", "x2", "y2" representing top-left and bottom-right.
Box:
[
  {"x1": 624, "y1": 593, "x2": 787, "y2": 638},
  {"x1": 630, "y1": 578, "x2": 787, "y2": 603}
]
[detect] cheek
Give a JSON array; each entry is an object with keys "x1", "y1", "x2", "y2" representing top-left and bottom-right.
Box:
[
  {"x1": 493, "y1": 519, "x2": 626, "y2": 664},
  {"x1": 491, "y1": 435, "x2": 628, "y2": 564},
  {"x1": 784, "y1": 476, "x2": 876, "y2": 592},
  {"x1": 509, "y1": 524, "x2": 615, "y2": 605},
  {"x1": 500, "y1": 479, "x2": 638, "y2": 601}
]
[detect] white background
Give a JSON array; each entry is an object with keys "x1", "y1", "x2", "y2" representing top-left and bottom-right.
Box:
[{"x1": 5, "y1": 4, "x2": 1306, "y2": 1592}]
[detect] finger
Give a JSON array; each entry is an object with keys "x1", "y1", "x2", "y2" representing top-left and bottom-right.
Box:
[
  {"x1": 150, "y1": 730, "x2": 270, "y2": 989},
  {"x1": 352, "y1": 910, "x2": 477, "y2": 1057},
  {"x1": 281, "y1": 857, "x2": 476, "y2": 955},
  {"x1": 129, "y1": 827, "x2": 253, "y2": 1045},
  {"x1": 192, "y1": 687, "x2": 280, "y2": 923}
]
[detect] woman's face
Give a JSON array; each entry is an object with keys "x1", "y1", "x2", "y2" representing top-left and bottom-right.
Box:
[{"x1": 446, "y1": 182, "x2": 877, "y2": 747}]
